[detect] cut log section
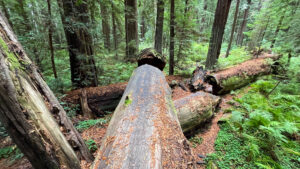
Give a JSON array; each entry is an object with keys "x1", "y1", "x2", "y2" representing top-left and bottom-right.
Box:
[
  {"x1": 137, "y1": 48, "x2": 166, "y2": 70},
  {"x1": 92, "y1": 65, "x2": 194, "y2": 169},
  {"x1": 174, "y1": 91, "x2": 221, "y2": 133},
  {"x1": 205, "y1": 54, "x2": 281, "y2": 95}
]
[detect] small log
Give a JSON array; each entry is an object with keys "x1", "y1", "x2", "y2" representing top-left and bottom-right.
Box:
[
  {"x1": 205, "y1": 53, "x2": 281, "y2": 95},
  {"x1": 80, "y1": 88, "x2": 95, "y2": 119},
  {"x1": 137, "y1": 48, "x2": 166, "y2": 70},
  {"x1": 92, "y1": 65, "x2": 194, "y2": 169},
  {"x1": 174, "y1": 91, "x2": 221, "y2": 133}
]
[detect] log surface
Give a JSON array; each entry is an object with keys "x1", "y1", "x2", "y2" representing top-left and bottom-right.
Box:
[{"x1": 92, "y1": 65, "x2": 194, "y2": 169}]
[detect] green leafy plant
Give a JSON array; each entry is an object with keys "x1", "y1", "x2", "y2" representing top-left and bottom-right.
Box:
[
  {"x1": 189, "y1": 136, "x2": 203, "y2": 148},
  {"x1": 85, "y1": 139, "x2": 97, "y2": 153},
  {"x1": 76, "y1": 118, "x2": 107, "y2": 132}
]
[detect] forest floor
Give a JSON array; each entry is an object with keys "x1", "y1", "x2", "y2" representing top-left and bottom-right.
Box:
[{"x1": 0, "y1": 88, "x2": 247, "y2": 169}]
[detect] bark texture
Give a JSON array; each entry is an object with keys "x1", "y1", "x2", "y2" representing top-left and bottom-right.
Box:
[
  {"x1": 92, "y1": 65, "x2": 195, "y2": 169},
  {"x1": 0, "y1": 12, "x2": 82, "y2": 169},
  {"x1": 137, "y1": 48, "x2": 166, "y2": 71},
  {"x1": 125, "y1": 0, "x2": 139, "y2": 60},
  {"x1": 169, "y1": 0, "x2": 175, "y2": 75},
  {"x1": 58, "y1": 0, "x2": 98, "y2": 88},
  {"x1": 47, "y1": 0, "x2": 57, "y2": 78},
  {"x1": 205, "y1": 0, "x2": 232, "y2": 69},
  {"x1": 205, "y1": 53, "x2": 280, "y2": 94},
  {"x1": 154, "y1": 0, "x2": 164, "y2": 54},
  {"x1": 175, "y1": 92, "x2": 220, "y2": 133}
]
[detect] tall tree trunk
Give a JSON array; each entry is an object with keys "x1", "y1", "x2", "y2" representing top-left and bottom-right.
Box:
[
  {"x1": 225, "y1": 0, "x2": 240, "y2": 58},
  {"x1": 0, "y1": 12, "x2": 82, "y2": 169},
  {"x1": 57, "y1": 0, "x2": 98, "y2": 88},
  {"x1": 16, "y1": 0, "x2": 31, "y2": 32},
  {"x1": 99, "y1": 0, "x2": 111, "y2": 51},
  {"x1": 111, "y1": 1, "x2": 118, "y2": 58},
  {"x1": 169, "y1": 0, "x2": 175, "y2": 75},
  {"x1": 0, "y1": 0, "x2": 13, "y2": 29},
  {"x1": 236, "y1": 0, "x2": 251, "y2": 46},
  {"x1": 270, "y1": 15, "x2": 284, "y2": 48},
  {"x1": 205, "y1": 0, "x2": 232, "y2": 70},
  {"x1": 154, "y1": 0, "x2": 164, "y2": 54},
  {"x1": 140, "y1": 15, "x2": 146, "y2": 39},
  {"x1": 199, "y1": 0, "x2": 208, "y2": 32},
  {"x1": 125, "y1": 0, "x2": 139, "y2": 61},
  {"x1": 47, "y1": 0, "x2": 57, "y2": 78}
]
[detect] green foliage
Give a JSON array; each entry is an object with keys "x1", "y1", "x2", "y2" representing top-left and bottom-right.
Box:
[
  {"x1": 189, "y1": 136, "x2": 203, "y2": 148},
  {"x1": 75, "y1": 118, "x2": 107, "y2": 132},
  {"x1": 85, "y1": 139, "x2": 97, "y2": 153},
  {"x1": 217, "y1": 47, "x2": 252, "y2": 69},
  {"x1": 0, "y1": 146, "x2": 23, "y2": 161},
  {"x1": 209, "y1": 75, "x2": 300, "y2": 168}
]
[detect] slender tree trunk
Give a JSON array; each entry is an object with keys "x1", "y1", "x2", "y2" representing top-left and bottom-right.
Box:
[
  {"x1": 236, "y1": 0, "x2": 251, "y2": 46},
  {"x1": 99, "y1": 0, "x2": 111, "y2": 51},
  {"x1": 154, "y1": 0, "x2": 164, "y2": 54},
  {"x1": 270, "y1": 15, "x2": 284, "y2": 48},
  {"x1": 125, "y1": 0, "x2": 139, "y2": 61},
  {"x1": 111, "y1": 1, "x2": 118, "y2": 58},
  {"x1": 205, "y1": 0, "x2": 232, "y2": 70},
  {"x1": 200, "y1": 0, "x2": 208, "y2": 32},
  {"x1": 47, "y1": 0, "x2": 57, "y2": 78},
  {"x1": 140, "y1": 15, "x2": 146, "y2": 39},
  {"x1": 57, "y1": 0, "x2": 98, "y2": 88},
  {"x1": 0, "y1": 12, "x2": 82, "y2": 169},
  {"x1": 169, "y1": 0, "x2": 175, "y2": 75},
  {"x1": 225, "y1": 0, "x2": 240, "y2": 58},
  {"x1": 0, "y1": 1, "x2": 13, "y2": 29},
  {"x1": 177, "y1": 0, "x2": 190, "y2": 62}
]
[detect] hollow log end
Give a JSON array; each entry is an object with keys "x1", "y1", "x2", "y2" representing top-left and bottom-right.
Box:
[{"x1": 137, "y1": 48, "x2": 166, "y2": 71}]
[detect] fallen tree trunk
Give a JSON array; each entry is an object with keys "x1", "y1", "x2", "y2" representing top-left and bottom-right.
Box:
[
  {"x1": 92, "y1": 65, "x2": 195, "y2": 169},
  {"x1": 205, "y1": 54, "x2": 281, "y2": 95},
  {"x1": 174, "y1": 91, "x2": 221, "y2": 133},
  {"x1": 0, "y1": 12, "x2": 92, "y2": 169},
  {"x1": 63, "y1": 76, "x2": 185, "y2": 115}
]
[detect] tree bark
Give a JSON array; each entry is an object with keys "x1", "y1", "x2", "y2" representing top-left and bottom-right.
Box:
[
  {"x1": 236, "y1": 0, "x2": 251, "y2": 46},
  {"x1": 225, "y1": 0, "x2": 240, "y2": 58},
  {"x1": 174, "y1": 91, "x2": 220, "y2": 133},
  {"x1": 205, "y1": 53, "x2": 281, "y2": 94},
  {"x1": 154, "y1": 0, "x2": 164, "y2": 54},
  {"x1": 125, "y1": 0, "x2": 139, "y2": 61},
  {"x1": 169, "y1": 0, "x2": 175, "y2": 75},
  {"x1": 92, "y1": 65, "x2": 195, "y2": 169},
  {"x1": 205, "y1": 0, "x2": 232, "y2": 69},
  {"x1": 57, "y1": 0, "x2": 98, "y2": 88},
  {"x1": 199, "y1": 0, "x2": 208, "y2": 32},
  {"x1": 80, "y1": 89, "x2": 95, "y2": 119},
  {"x1": 47, "y1": 0, "x2": 57, "y2": 79},
  {"x1": 270, "y1": 15, "x2": 284, "y2": 48},
  {"x1": 0, "y1": 12, "x2": 82, "y2": 169},
  {"x1": 99, "y1": 0, "x2": 111, "y2": 51}
]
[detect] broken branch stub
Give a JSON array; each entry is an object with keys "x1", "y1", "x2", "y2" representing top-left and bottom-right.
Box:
[
  {"x1": 137, "y1": 48, "x2": 166, "y2": 70},
  {"x1": 92, "y1": 65, "x2": 194, "y2": 169}
]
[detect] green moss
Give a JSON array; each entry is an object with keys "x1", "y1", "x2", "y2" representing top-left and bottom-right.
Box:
[
  {"x1": 0, "y1": 36, "x2": 21, "y2": 70},
  {"x1": 125, "y1": 93, "x2": 133, "y2": 106},
  {"x1": 220, "y1": 75, "x2": 253, "y2": 93}
]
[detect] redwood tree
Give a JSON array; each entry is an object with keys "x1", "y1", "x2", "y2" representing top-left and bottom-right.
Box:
[
  {"x1": 99, "y1": 0, "x2": 111, "y2": 51},
  {"x1": 169, "y1": 0, "x2": 175, "y2": 75},
  {"x1": 225, "y1": 0, "x2": 240, "y2": 58},
  {"x1": 57, "y1": 0, "x2": 98, "y2": 88},
  {"x1": 205, "y1": 0, "x2": 232, "y2": 69},
  {"x1": 154, "y1": 0, "x2": 165, "y2": 54},
  {"x1": 125, "y1": 0, "x2": 139, "y2": 60},
  {"x1": 236, "y1": 0, "x2": 251, "y2": 46}
]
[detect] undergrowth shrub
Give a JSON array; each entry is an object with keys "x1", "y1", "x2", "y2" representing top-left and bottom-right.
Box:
[{"x1": 76, "y1": 118, "x2": 107, "y2": 132}]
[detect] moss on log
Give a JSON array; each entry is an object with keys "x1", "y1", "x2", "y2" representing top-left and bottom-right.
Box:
[
  {"x1": 205, "y1": 54, "x2": 281, "y2": 95},
  {"x1": 137, "y1": 48, "x2": 166, "y2": 70},
  {"x1": 92, "y1": 65, "x2": 195, "y2": 169}
]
